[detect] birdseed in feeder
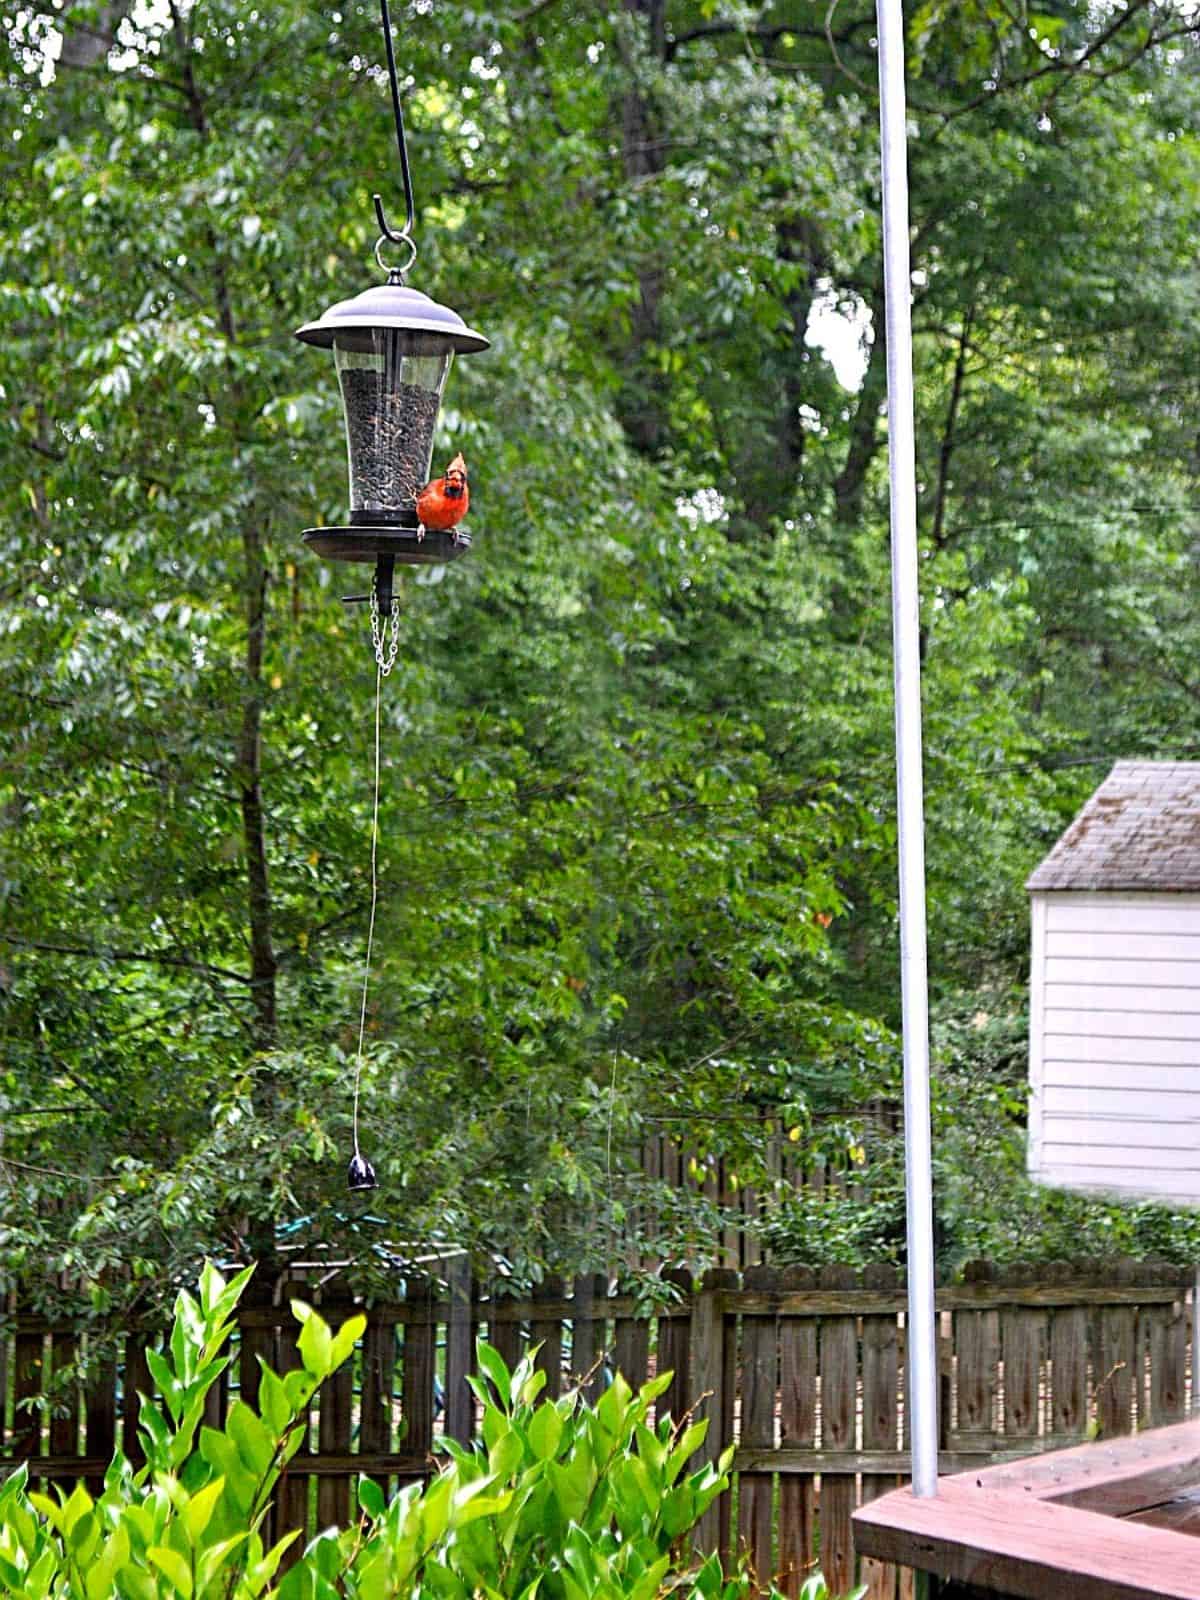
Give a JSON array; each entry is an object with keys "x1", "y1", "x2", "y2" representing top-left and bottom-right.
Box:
[{"x1": 339, "y1": 374, "x2": 443, "y2": 520}]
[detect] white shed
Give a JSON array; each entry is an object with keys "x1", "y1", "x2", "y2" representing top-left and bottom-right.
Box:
[{"x1": 1027, "y1": 760, "x2": 1200, "y2": 1204}]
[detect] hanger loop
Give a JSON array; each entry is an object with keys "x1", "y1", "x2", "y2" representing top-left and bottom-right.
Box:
[
  {"x1": 374, "y1": 231, "x2": 418, "y2": 279},
  {"x1": 374, "y1": 0, "x2": 416, "y2": 249}
]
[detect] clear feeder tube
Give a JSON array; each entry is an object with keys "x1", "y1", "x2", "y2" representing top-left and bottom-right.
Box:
[{"x1": 334, "y1": 330, "x2": 451, "y2": 524}]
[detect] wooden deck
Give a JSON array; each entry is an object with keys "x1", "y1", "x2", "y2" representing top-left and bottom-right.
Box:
[{"x1": 853, "y1": 1418, "x2": 1200, "y2": 1598}]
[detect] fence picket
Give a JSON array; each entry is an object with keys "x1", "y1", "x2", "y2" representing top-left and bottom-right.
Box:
[
  {"x1": 1048, "y1": 1264, "x2": 1088, "y2": 1438},
  {"x1": 738, "y1": 1265, "x2": 777, "y2": 1582},
  {"x1": 360, "y1": 1311, "x2": 396, "y2": 1494},
  {"x1": 316, "y1": 1331, "x2": 355, "y2": 1529},
  {"x1": 1097, "y1": 1261, "x2": 1137, "y2": 1437},
  {"x1": 659, "y1": 1269, "x2": 691, "y2": 1424},
  {"x1": 402, "y1": 1275, "x2": 435, "y2": 1464},
  {"x1": 276, "y1": 1305, "x2": 310, "y2": 1572},
  {"x1": 614, "y1": 1287, "x2": 649, "y2": 1394},
  {"x1": 49, "y1": 1333, "x2": 78, "y2": 1459},
  {"x1": 571, "y1": 1273, "x2": 607, "y2": 1397},
  {"x1": 445, "y1": 1259, "x2": 475, "y2": 1445},
  {"x1": 12, "y1": 1330, "x2": 42, "y2": 1461},
  {"x1": 83, "y1": 1340, "x2": 115, "y2": 1496},
  {"x1": 859, "y1": 1263, "x2": 900, "y2": 1600},
  {"x1": 531, "y1": 1274, "x2": 564, "y2": 1402},
  {"x1": 777, "y1": 1266, "x2": 816, "y2": 1599},
  {"x1": 122, "y1": 1330, "x2": 152, "y2": 1461},
  {"x1": 818, "y1": 1266, "x2": 857, "y2": 1600},
  {"x1": 1001, "y1": 1266, "x2": 1043, "y2": 1441},
  {"x1": 689, "y1": 1267, "x2": 733, "y2": 1556},
  {"x1": 955, "y1": 1262, "x2": 999, "y2": 1440},
  {"x1": 238, "y1": 1282, "x2": 275, "y2": 1416},
  {"x1": 487, "y1": 1285, "x2": 523, "y2": 1377},
  {"x1": 1147, "y1": 1287, "x2": 1187, "y2": 1425}
]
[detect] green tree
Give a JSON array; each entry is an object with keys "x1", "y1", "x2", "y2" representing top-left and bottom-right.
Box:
[{"x1": 1, "y1": 0, "x2": 1198, "y2": 1311}]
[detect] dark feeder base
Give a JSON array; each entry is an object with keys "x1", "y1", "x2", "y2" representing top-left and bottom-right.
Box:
[{"x1": 303, "y1": 521, "x2": 471, "y2": 610}]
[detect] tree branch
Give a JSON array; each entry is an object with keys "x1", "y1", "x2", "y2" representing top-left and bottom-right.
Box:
[
  {"x1": 934, "y1": 0, "x2": 1157, "y2": 132},
  {"x1": 0, "y1": 934, "x2": 253, "y2": 986},
  {"x1": 931, "y1": 302, "x2": 975, "y2": 551}
]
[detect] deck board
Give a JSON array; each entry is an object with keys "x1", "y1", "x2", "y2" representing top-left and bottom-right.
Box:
[
  {"x1": 854, "y1": 1421, "x2": 1200, "y2": 1599},
  {"x1": 854, "y1": 1477, "x2": 1200, "y2": 1599}
]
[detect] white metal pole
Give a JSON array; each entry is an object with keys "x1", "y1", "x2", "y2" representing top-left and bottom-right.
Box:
[{"x1": 874, "y1": 0, "x2": 939, "y2": 1499}]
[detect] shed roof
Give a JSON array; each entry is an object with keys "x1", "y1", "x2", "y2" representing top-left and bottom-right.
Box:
[{"x1": 1027, "y1": 761, "x2": 1200, "y2": 892}]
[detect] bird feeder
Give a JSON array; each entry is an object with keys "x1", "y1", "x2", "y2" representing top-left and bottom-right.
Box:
[
  {"x1": 297, "y1": 0, "x2": 489, "y2": 1195},
  {"x1": 296, "y1": 271, "x2": 488, "y2": 604},
  {"x1": 295, "y1": 0, "x2": 488, "y2": 618}
]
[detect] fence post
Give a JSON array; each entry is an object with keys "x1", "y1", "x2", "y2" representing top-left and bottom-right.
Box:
[{"x1": 688, "y1": 1267, "x2": 731, "y2": 1555}]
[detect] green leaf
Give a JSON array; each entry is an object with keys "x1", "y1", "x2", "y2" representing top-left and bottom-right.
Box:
[
  {"x1": 474, "y1": 1341, "x2": 512, "y2": 1410},
  {"x1": 357, "y1": 1474, "x2": 385, "y2": 1520},
  {"x1": 528, "y1": 1402, "x2": 564, "y2": 1461},
  {"x1": 257, "y1": 1365, "x2": 292, "y2": 1437},
  {"x1": 181, "y1": 1476, "x2": 225, "y2": 1543},
  {"x1": 84, "y1": 1524, "x2": 130, "y2": 1600},
  {"x1": 487, "y1": 1427, "x2": 524, "y2": 1482},
  {"x1": 196, "y1": 1533, "x2": 250, "y2": 1592},
  {"x1": 61, "y1": 1481, "x2": 94, "y2": 1535},
  {"x1": 328, "y1": 1315, "x2": 366, "y2": 1371},
  {"x1": 148, "y1": 1544, "x2": 194, "y2": 1597},
  {"x1": 666, "y1": 1419, "x2": 708, "y2": 1481},
  {"x1": 227, "y1": 1402, "x2": 277, "y2": 1477},
  {"x1": 296, "y1": 1309, "x2": 333, "y2": 1378}
]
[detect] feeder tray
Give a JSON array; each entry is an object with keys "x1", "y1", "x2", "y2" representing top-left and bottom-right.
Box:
[{"x1": 302, "y1": 524, "x2": 471, "y2": 567}]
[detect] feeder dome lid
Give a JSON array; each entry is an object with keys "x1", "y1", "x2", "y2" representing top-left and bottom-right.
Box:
[{"x1": 295, "y1": 280, "x2": 489, "y2": 354}]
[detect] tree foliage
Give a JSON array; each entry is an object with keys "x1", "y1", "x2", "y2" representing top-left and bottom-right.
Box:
[{"x1": 1, "y1": 0, "x2": 1198, "y2": 1309}]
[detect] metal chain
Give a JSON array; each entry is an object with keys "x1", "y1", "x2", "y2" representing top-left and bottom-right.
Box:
[{"x1": 369, "y1": 584, "x2": 400, "y2": 675}]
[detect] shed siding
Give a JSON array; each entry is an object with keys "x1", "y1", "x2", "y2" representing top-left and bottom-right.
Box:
[{"x1": 1028, "y1": 891, "x2": 1200, "y2": 1205}]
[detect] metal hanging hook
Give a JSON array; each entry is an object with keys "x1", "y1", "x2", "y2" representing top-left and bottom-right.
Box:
[{"x1": 373, "y1": 0, "x2": 417, "y2": 250}]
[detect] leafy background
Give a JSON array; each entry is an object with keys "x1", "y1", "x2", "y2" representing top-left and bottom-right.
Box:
[{"x1": 2, "y1": 0, "x2": 1199, "y2": 1319}]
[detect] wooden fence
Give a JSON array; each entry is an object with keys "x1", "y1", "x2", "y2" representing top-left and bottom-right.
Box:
[
  {"x1": 2, "y1": 1259, "x2": 1194, "y2": 1597},
  {"x1": 639, "y1": 1113, "x2": 894, "y2": 1272}
]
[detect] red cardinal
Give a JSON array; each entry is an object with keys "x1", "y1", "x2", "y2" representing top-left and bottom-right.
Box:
[{"x1": 415, "y1": 452, "x2": 470, "y2": 539}]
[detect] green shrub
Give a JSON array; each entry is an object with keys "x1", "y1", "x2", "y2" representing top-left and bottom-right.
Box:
[{"x1": 0, "y1": 1265, "x2": 863, "y2": 1600}]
